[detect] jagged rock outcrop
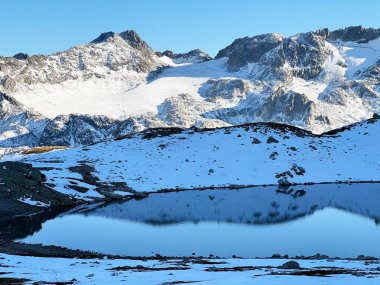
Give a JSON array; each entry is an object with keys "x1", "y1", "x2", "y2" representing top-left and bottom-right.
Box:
[
  {"x1": 156, "y1": 49, "x2": 212, "y2": 64},
  {"x1": 327, "y1": 25, "x2": 380, "y2": 43},
  {"x1": 12, "y1": 53, "x2": 29, "y2": 60}
]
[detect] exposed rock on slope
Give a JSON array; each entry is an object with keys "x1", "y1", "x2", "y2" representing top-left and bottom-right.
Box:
[
  {"x1": 0, "y1": 161, "x2": 76, "y2": 222},
  {"x1": 0, "y1": 93, "x2": 47, "y2": 147},
  {"x1": 199, "y1": 78, "x2": 253, "y2": 102},
  {"x1": 39, "y1": 115, "x2": 116, "y2": 146},
  {"x1": 157, "y1": 93, "x2": 228, "y2": 128}
]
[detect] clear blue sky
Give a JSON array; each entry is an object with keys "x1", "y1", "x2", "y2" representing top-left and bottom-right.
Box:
[{"x1": 2, "y1": 0, "x2": 380, "y2": 57}]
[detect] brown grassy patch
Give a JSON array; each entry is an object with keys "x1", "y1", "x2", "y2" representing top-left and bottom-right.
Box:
[{"x1": 22, "y1": 146, "x2": 69, "y2": 155}]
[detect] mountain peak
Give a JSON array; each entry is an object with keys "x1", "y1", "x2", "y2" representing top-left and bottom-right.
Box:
[
  {"x1": 91, "y1": 30, "x2": 143, "y2": 46},
  {"x1": 90, "y1": 29, "x2": 153, "y2": 55},
  {"x1": 119, "y1": 30, "x2": 143, "y2": 46},
  {"x1": 90, "y1": 31, "x2": 117, "y2": 44}
]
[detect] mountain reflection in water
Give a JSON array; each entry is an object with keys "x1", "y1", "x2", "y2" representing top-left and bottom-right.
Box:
[
  {"x1": 19, "y1": 183, "x2": 380, "y2": 258},
  {"x1": 85, "y1": 183, "x2": 380, "y2": 226}
]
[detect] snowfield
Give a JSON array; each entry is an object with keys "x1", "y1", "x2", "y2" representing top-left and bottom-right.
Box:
[
  {"x1": 14, "y1": 116, "x2": 380, "y2": 201},
  {"x1": 9, "y1": 58, "x2": 233, "y2": 119}
]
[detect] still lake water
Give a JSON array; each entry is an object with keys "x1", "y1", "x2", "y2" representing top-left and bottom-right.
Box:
[{"x1": 20, "y1": 183, "x2": 380, "y2": 258}]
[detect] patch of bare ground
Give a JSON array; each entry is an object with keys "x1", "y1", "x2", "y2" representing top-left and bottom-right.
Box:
[
  {"x1": 107, "y1": 265, "x2": 190, "y2": 272},
  {"x1": 0, "y1": 278, "x2": 30, "y2": 285}
]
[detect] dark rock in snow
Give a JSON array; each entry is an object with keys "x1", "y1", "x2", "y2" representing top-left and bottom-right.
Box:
[{"x1": 280, "y1": 260, "x2": 301, "y2": 269}]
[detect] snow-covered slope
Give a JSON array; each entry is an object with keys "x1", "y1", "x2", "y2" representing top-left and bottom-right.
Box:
[
  {"x1": 15, "y1": 115, "x2": 380, "y2": 201},
  {"x1": 1, "y1": 26, "x2": 380, "y2": 148}
]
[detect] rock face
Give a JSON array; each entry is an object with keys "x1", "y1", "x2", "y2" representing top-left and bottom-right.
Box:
[
  {"x1": 38, "y1": 115, "x2": 116, "y2": 146},
  {"x1": 280, "y1": 32, "x2": 330, "y2": 80},
  {"x1": 200, "y1": 79, "x2": 253, "y2": 102},
  {"x1": 0, "y1": 26, "x2": 380, "y2": 149},
  {"x1": 157, "y1": 93, "x2": 227, "y2": 128},
  {"x1": 258, "y1": 90, "x2": 316, "y2": 124},
  {"x1": 217, "y1": 30, "x2": 331, "y2": 80},
  {"x1": 216, "y1": 33, "x2": 284, "y2": 71}
]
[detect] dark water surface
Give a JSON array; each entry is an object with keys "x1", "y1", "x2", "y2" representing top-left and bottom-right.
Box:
[{"x1": 19, "y1": 183, "x2": 380, "y2": 258}]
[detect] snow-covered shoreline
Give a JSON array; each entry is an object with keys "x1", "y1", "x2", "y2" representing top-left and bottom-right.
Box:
[{"x1": 1, "y1": 253, "x2": 379, "y2": 284}]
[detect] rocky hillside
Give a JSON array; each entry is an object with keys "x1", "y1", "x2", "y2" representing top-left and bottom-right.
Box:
[
  {"x1": 0, "y1": 26, "x2": 380, "y2": 149},
  {"x1": 12, "y1": 114, "x2": 379, "y2": 203}
]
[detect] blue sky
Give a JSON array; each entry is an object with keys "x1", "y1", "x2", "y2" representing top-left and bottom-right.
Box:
[{"x1": 2, "y1": 0, "x2": 380, "y2": 57}]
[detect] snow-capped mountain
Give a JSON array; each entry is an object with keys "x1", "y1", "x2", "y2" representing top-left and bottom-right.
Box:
[
  {"x1": 0, "y1": 30, "x2": 164, "y2": 94},
  {"x1": 0, "y1": 26, "x2": 380, "y2": 148},
  {"x1": 16, "y1": 114, "x2": 380, "y2": 201}
]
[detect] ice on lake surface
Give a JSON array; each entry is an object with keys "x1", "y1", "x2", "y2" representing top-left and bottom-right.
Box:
[{"x1": 19, "y1": 183, "x2": 380, "y2": 258}]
